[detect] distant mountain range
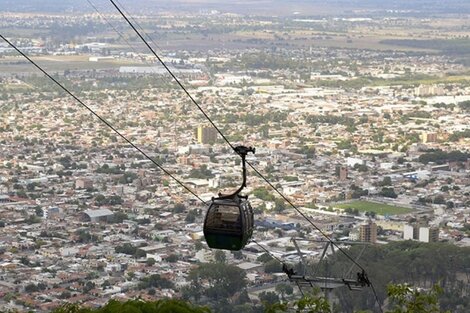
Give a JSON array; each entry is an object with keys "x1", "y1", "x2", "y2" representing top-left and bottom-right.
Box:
[{"x1": 0, "y1": 0, "x2": 468, "y2": 15}]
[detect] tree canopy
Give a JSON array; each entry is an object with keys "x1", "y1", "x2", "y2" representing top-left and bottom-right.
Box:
[
  {"x1": 313, "y1": 241, "x2": 470, "y2": 312},
  {"x1": 50, "y1": 283, "x2": 453, "y2": 313},
  {"x1": 52, "y1": 299, "x2": 210, "y2": 313},
  {"x1": 183, "y1": 262, "x2": 247, "y2": 302}
]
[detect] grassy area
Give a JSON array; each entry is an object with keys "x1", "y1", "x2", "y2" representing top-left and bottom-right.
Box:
[
  {"x1": 380, "y1": 38, "x2": 470, "y2": 55},
  {"x1": 311, "y1": 74, "x2": 470, "y2": 89},
  {"x1": 0, "y1": 55, "x2": 141, "y2": 73},
  {"x1": 335, "y1": 200, "x2": 413, "y2": 215},
  {"x1": 3, "y1": 83, "x2": 32, "y2": 91}
]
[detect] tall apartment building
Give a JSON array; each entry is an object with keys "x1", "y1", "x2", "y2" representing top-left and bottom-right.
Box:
[
  {"x1": 414, "y1": 84, "x2": 445, "y2": 97},
  {"x1": 339, "y1": 166, "x2": 348, "y2": 181},
  {"x1": 421, "y1": 132, "x2": 438, "y2": 143},
  {"x1": 403, "y1": 224, "x2": 439, "y2": 243},
  {"x1": 403, "y1": 224, "x2": 420, "y2": 240},
  {"x1": 359, "y1": 221, "x2": 377, "y2": 243},
  {"x1": 195, "y1": 125, "x2": 217, "y2": 144},
  {"x1": 418, "y1": 227, "x2": 439, "y2": 243}
]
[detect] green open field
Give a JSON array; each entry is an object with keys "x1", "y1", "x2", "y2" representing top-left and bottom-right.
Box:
[
  {"x1": 335, "y1": 200, "x2": 413, "y2": 215},
  {"x1": 0, "y1": 55, "x2": 141, "y2": 74}
]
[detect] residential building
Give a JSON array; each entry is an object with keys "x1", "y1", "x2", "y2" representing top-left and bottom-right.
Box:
[
  {"x1": 339, "y1": 166, "x2": 348, "y2": 181},
  {"x1": 418, "y1": 226, "x2": 439, "y2": 243},
  {"x1": 359, "y1": 221, "x2": 377, "y2": 243},
  {"x1": 403, "y1": 224, "x2": 439, "y2": 243},
  {"x1": 195, "y1": 126, "x2": 217, "y2": 144}
]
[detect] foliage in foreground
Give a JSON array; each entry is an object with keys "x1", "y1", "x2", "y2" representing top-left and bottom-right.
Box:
[
  {"x1": 386, "y1": 284, "x2": 450, "y2": 313},
  {"x1": 42, "y1": 283, "x2": 451, "y2": 313},
  {"x1": 265, "y1": 283, "x2": 450, "y2": 313},
  {"x1": 318, "y1": 241, "x2": 470, "y2": 312},
  {"x1": 264, "y1": 289, "x2": 331, "y2": 313},
  {"x1": 51, "y1": 299, "x2": 210, "y2": 313}
]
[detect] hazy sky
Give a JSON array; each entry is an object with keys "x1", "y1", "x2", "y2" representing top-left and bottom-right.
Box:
[{"x1": 0, "y1": 0, "x2": 468, "y2": 15}]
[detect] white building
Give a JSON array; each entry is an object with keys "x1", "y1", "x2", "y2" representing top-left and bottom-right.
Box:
[
  {"x1": 195, "y1": 249, "x2": 215, "y2": 263},
  {"x1": 403, "y1": 224, "x2": 439, "y2": 243},
  {"x1": 418, "y1": 227, "x2": 439, "y2": 243},
  {"x1": 347, "y1": 157, "x2": 365, "y2": 168},
  {"x1": 403, "y1": 224, "x2": 415, "y2": 240}
]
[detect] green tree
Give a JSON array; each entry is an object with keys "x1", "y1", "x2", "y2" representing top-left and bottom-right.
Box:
[
  {"x1": 59, "y1": 291, "x2": 71, "y2": 299},
  {"x1": 76, "y1": 229, "x2": 98, "y2": 243},
  {"x1": 20, "y1": 256, "x2": 30, "y2": 266},
  {"x1": 95, "y1": 194, "x2": 106, "y2": 206},
  {"x1": 52, "y1": 299, "x2": 210, "y2": 313},
  {"x1": 386, "y1": 284, "x2": 449, "y2": 313},
  {"x1": 259, "y1": 291, "x2": 280, "y2": 306},
  {"x1": 118, "y1": 172, "x2": 138, "y2": 184},
  {"x1": 189, "y1": 165, "x2": 214, "y2": 179},
  {"x1": 139, "y1": 274, "x2": 174, "y2": 290},
  {"x1": 185, "y1": 263, "x2": 247, "y2": 301},
  {"x1": 252, "y1": 187, "x2": 276, "y2": 201},
  {"x1": 83, "y1": 281, "x2": 95, "y2": 294},
  {"x1": 257, "y1": 252, "x2": 273, "y2": 263},
  {"x1": 214, "y1": 250, "x2": 226, "y2": 263},
  {"x1": 380, "y1": 187, "x2": 398, "y2": 198},
  {"x1": 232, "y1": 250, "x2": 243, "y2": 260},
  {"x1": 166, "y1": 254, "x2": 179, "y2": 263},
  {"x1": 313, "y1": 241, "x2": 470, "y2": 311},
  {"x1": 34, "y1": 206, "x2": 44, "y2": 217},
  {"x1": 295, "y1": 290, "x2": 331, "y2": 313},
  {"x1": 274, "y1": 198, "x2": 286, "y2": 213},
  {"x1": 185, "y1": 210, "x2": 197, "y2": 223},
  {"x1": 264, "y1": 259, "x2": 283, "y2": 273},
  {"x1": 110, "y1": 211, "x2": 128, "y2": 223},
  {"x1": 275, "y1": 283, "x2": 294, "y2": 301},
  {"x1": 380, "y1": 176, "x2": 392, "y2": 186},
  {"x1": 115, "y1": 243, "x2": 137, "y2": 255},
  {"x1": 146, "y1": 258, "x2": 156, "y2": 266},
  {"x1": 195, "y1": 241, "x2": 203, "y2": 251},
  {"x1": 107, "y1": 195, "x2": 123, "y2": 205},
  {"x1": 173, "y1": 203, "x2": 186, "y2": 213}
]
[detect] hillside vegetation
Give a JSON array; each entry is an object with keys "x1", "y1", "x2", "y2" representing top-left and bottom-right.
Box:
[{"x1": 318, "y1": 241, "x2": 470, "y2": 312}]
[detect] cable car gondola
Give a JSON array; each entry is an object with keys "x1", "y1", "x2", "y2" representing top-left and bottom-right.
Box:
[{"x1": 203, "y1": 146, "x2": 255, "y2": 251}]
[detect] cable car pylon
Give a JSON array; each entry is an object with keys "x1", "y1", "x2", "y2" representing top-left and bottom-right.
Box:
[
  {"x1": 203, "y1": 146, "x2": 255, "y2": 251},
  {"x1": 287, "y1": 238, "x2": 371, "y2": 299}
]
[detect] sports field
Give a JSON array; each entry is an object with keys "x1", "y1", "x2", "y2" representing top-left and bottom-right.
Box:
[{"x1": 335, "y1": 200, "x2": 413, "y2": 215}]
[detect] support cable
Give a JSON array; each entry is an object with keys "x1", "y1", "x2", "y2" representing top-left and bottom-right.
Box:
[
  {"x1": 109, "y1": 0, "x2": 237, "y2": 152},
  {"x1": 1, "y1": 31, "x2": 383, "y2": 313},
  {"x1": 86, "y1": 0, "x2": 137, "y2": 54},
  {"x1": 114, "y1": 0, "x2": 166, "y2": 53},
  {"x1": 110, "y1": 0, "x2": 370, "y2": 273},
  {"x1": 108, "y1": 4, "x2": 383, "y2": 310},
  {"x1": 251, "y1": 239, "x2": 285, "y2": 266},
  {"x1": 86, "y1": 0, "x2": 170, "y2": 86}
]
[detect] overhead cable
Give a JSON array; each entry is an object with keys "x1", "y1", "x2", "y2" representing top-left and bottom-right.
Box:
[
  {"x1": 2, "y1": 31, "x2": 383, "y2": 312},
  {"x1": 108, "y1": 0, "x2": 365, "y2": 272},
  {"x1": 86, "y1": 0, "x2": 136, "y2": 54},
  {"x1": 108, "y1": 4, "x2": 383, "y2": 310}
]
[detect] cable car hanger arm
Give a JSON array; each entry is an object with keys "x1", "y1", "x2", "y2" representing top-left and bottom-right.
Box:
[{"x1": 216, "y1": 145, "x2": 255, "y2": 200}]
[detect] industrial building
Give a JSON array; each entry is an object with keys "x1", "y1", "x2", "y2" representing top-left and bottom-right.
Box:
[{"x1": 82, "y1": 209, "x2": 114, "y2": 223}]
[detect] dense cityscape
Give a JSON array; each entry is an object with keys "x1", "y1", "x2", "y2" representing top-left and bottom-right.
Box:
[{"x1": 0, "y1": 1, "x2": 469, "y2": 312}]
